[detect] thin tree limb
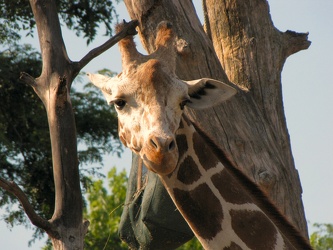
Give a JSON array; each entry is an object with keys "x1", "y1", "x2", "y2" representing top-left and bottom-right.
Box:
[
  {"x1": 19, "y1": 72, "x2": 37, "y2": 87},
  {"x1": 72, "y1": 19, "x2": 139, "y2": 76},
  {"x1": 0, "y1": 177, "x2": 59, "y2": 239}
]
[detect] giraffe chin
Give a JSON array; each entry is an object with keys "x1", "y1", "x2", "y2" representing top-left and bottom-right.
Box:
[{"x1": 142, "y1": 152, "x2": 178, "y2": 175}]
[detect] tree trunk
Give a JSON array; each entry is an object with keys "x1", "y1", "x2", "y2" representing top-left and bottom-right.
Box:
[
  {"x1": 124, "y1": 0, "x2": 310, "y2": 237},
  {"x1": 27, "y1": 0, "x2": 87, "y2": 248}
]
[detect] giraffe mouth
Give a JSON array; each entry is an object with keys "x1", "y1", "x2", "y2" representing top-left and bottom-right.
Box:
[{"x1": 142, "y1": 151, "x2": 178, "y2": 175}]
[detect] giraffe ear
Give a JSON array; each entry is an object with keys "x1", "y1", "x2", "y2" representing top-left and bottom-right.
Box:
[
  {"x1": 184, "y1": 78, "x2": 237, "y2": 110},
  {"x1": 87, "y1": 73, "x2": 117, "y2": 104}
]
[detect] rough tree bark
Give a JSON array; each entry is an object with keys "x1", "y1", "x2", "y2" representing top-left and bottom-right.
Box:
[
  {"x1": 0, "y1": 0, "x2": 138, "y2": 249},
  {"x1": 124, "y1": 0, "x2": 310, "y2": 237}
]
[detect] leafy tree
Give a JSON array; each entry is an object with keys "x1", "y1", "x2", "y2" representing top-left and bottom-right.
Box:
[
  {"x1": 0, "y1": 43, "x2": 53, "y2": 243},
  {"x1": 0, "y1": 0, "x2": 119, "y2": 44},
  {"x1": 0, "y1": 43, "x2": 121, "y2": 244},
  {"x1": 310, "y1": 223, "x2": 333, "y2": 250},
  {"x1": 84, "y1": 167, "x2": 128, "y2": 249},
  {"x1": 0, "y1": 0, "x2": 137, "y2": 248},
  {"x1": 41, "y1": 167, "x2": 128, "y2": 250}
]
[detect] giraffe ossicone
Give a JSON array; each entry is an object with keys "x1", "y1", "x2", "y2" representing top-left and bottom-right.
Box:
[{"x1": 88, "y1": 21, "x2": 311, "y2": 250}]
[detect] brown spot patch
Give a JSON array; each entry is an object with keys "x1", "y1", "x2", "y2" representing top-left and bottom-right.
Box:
[
  {"x1": 139, "y1": 59, "x2": 163, "y2": 89},
  {"x1": 193, "y1": 132, "x2": 219, "y2": 170},
  {"x1": 230, "y1": 209, "x2": 278, "y2": 250},
  {"x1": 177, "y1": 156, "x2": 201, "y2": 185},
  {"x1": 132, "y1": 123, "x2": 141, "y2": 133},
  {"x1": 173, "y1": 183, "x2": 223, "y2": 240},
  {"x1": 176, "y1": 134, "x2": 188, "y2": 160},
  {"x1": 131, "y1": 136, "x2": 138, "y2": 150},
  {"x1": 182, "y1": 115, "x2": 192, "y2": 127},
  {"x1": 223, "y1": 242, "x2": 242, "y2": 250},
  {"x1": 120, "y1": 128, "x2": 132, "y2": 146},
  {"x1": 155, "y1": 21, "x2": 173, "y2": 47},
  {"x1": 211, "y1": 169, "x2": 251, "y2": 204},
  {"x1": 119, "y1": 134, "x2": 127, "y2": 147},
  {"x1": 178, "y1": 118, "x2": 184, "y2": 129}
]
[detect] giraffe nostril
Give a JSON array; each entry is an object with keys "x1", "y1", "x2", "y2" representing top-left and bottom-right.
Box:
[
  {"x1": 150, "y1": 138, "x2": 158, "y2": 149},
  {"x1": 149, "y1": 136, "x2": 175, "y2": 152},
  {"x1": 168, "y1": 140, "x2": 175, "y2": 151}
]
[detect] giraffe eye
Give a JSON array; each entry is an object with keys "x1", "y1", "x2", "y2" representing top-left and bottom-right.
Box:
[
  {"x1": 180, "y1": 99, "x2": 190, "y2": 110},
  {"x1": 113, "y1": 99, "x2": 127, "y2": 110}
]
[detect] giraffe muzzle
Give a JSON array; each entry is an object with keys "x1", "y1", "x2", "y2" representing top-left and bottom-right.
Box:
[
  {"x1": 149, "y1": 136, "x2": 176, "y2": 152},
  {"x1": 141, "y1": 135, "x2": 179, "y2": 175}
]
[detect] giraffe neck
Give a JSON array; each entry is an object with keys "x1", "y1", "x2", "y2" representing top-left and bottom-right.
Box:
[{"x1": 159, "y1": 115, "x2": 311, "y2": 250}]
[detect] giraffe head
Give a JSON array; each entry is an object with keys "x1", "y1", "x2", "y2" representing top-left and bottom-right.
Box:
[{"x1": 88, "y1": 21, "x2": 236, "y2": 175}]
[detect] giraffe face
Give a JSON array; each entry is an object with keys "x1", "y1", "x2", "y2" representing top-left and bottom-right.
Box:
[
  {"x1": 115, "y1": 60, "x2": 187, "y2": 175},
  {"x1": 88, "y1": 60, "x2": 187, "y2": 174},
  {"x1": 88, "y1": 59, "x2": 236, "y2": 175}
]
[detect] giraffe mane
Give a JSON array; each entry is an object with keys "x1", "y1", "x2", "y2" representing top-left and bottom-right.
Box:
[{"x1": 190, "y1": 120, "x2": 312, "y2": 250}]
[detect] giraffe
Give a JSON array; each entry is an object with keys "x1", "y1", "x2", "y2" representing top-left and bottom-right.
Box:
[{"x1": 88, "y1": 21, "x2": 312, "y2": 250}]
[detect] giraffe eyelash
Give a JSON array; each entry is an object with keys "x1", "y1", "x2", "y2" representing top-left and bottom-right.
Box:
[{"x1": 112, "y1": 99, "x2": 127, "y2": 110}]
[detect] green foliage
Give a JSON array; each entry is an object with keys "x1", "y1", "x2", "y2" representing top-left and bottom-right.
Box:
[
  {"x1": 0, "y1": 44, "x2": 54, "y2": 231},
  {"x1": 58, "y1": 0, "x2": 119, "y2": 44},
  {"x1": 0, "y1": 0, "x2": 120, "y2": 44},
  {"x1": 310, "y1": 223, "x2": 333, "y2": 250},
  {"x1": 0, "y1": 0, "x2": 35, "y2": 43},
  {"x1": 84, "y1": 167, "x2": 128, "y2": 249},
  {"x1": 0, "y1": 44, "x2": 121, "y2": 244},
  {"x1": 41, "y1": 167, "x2": 128, "y2": 249},
  {"x1": 0, "y1": 0, "x2": 123, "y2": 246},
  {"x1": 177, "y1": 237, "x2": 203, "y2": 250}
]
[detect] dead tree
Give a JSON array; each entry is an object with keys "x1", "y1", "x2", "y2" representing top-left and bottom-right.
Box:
[{"x1": 123, "y1": 0, "x2": 310, "y2": 236}]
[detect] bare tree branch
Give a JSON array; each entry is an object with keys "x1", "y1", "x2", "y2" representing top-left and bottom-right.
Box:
[
  {"x1": 72, "y1": 19, "x2": 139, "y2": 76},
  {"x1": 0, "y1": 177, "x2": 59, "y2": 239},
  {"x1": 283, "y1": 30, "x2": 311, "y2": 57},
  {"x1": 19, "y1": 72, "x2": 37, "y2": 87}
]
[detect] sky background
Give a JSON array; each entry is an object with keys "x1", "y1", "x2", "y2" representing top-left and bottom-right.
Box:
[{"x1": 1, "y1": 0, "x2": 332, "y2": 248}]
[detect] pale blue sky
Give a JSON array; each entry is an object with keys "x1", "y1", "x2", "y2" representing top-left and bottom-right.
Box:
[{"x1": 1, "y1": 0, "x2": 332, "y2": 248}]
